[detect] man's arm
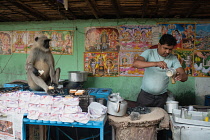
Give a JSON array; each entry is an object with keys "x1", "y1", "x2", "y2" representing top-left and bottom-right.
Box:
[
  {"x1": 132, "y1": 56, "x2": 168, "y2": 69},
  {"x1": 175, "y1": 67, "x2": 188, "y2": 82}
]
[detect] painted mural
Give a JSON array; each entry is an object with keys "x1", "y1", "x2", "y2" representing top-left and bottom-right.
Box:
[
  {"x1": 42, "y1": 30, "x2": 74, "y2": 55},
  {"x1": 193, "y1": 50, "x2": 210, "y2": 77},
  {"x1": 173, "y1": 50, "x2": 193, "y2": 76},
  {"x1": 12, "y1": 31, "x2": 27, "y2": 53},
  {"x1": 85, "y1": 27, "x2": 120, "y2": 52},
  {"x1": 0, "y1": 31, "x2": 12, "y2": 55},
  {"x1": 160, "y1": 24, "x2": 195, "y2": 49},
  {"x1": 26, "y1": 31, "x2": 42, "y2": 54},
  {"x1": 119, "y1": 51, "x2": 144, "y2": 76},
  {"x1": 84, "y1": 52, "x2": 119, "y2": 77},
  {"x1": 119, "y1": 25, "x2": 153, "y2": 51},
  {"x1": 195, "y1": 23, "x2": 210, "y2": 50}
]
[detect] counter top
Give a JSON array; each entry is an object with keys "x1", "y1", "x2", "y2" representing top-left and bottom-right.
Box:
[{"x1": 108, "y1": 107, "x2": 169, "y2": 129}]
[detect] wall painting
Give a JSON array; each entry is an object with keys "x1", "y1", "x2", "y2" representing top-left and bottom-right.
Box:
[
  {"x1": 42, "y1": 30, "x2": 74, "y2": 55},
  {"x1": 84, "y1": 52, "x2": 119, "y2": 77},
  {"x1": 119, "y1": 51, "x2": 144, "y2": 76},
  {"x1": 85, "y1": 27, "x2": 120, "y2": 52}
]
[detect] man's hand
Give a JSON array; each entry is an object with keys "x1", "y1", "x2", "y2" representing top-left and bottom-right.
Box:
[
  {"x1": 174, "y1": 72, "x2": 181, "y2": 81},
  {"x1": 156, "y1": 61, "x2": 168, "y2": 69},
  {"x1": 174, "y1": 71, "x2": 188, "y2": 82}
]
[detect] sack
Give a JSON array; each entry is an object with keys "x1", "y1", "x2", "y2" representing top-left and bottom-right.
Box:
[{"x1": 88, "y1": 102, "x2": 107, "y2": 119}]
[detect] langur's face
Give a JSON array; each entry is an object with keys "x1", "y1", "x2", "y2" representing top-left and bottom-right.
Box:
[
  {"x1": 34, "y1": 35, "x2": 52, "y2": 52},
  {"x1": 43, "y1": 39, "x2": 51, "y2": 49}
]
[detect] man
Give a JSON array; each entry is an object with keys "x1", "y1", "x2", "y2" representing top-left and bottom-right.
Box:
[{"x1": 132, "y1": 34, "x2": 188, "y2": 108}]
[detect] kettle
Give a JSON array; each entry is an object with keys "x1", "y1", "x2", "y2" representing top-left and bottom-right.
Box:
[{"x1": 107, "y1": 93, "x2": 128, "y2": 116}]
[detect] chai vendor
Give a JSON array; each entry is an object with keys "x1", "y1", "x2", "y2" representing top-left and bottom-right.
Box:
[{"x1": 132, "y1": 34, "x2": 188, "y2": 108}]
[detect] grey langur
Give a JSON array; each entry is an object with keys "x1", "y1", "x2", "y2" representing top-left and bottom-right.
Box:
[{"x1": 25, "y1": 35, "x2": 60, "y2": 94}]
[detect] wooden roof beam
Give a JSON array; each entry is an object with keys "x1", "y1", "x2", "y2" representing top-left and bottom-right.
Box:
[
  {"x1": 53, "y1": 0, "x2": 77, "y2": 19},
  {"x1": 154, "y1": 0, "x2": 159, "y2": 17},
  {"x1": 7, "y1": 0, "x2": 49, "y2": 21},
  {"x1": 2, "y1": 3, "x2": 33, "y2": 20},
  {"x1": 43, "y1": 0, "x2": 71, "y2": 20},
  {"x1": 149, "y1": 0, "x2": 159, "y2": 18},
  {"x1": 0, "y1": 14, "x2": 13, "y2": 22},
  {"x1": 78, "y1": 7, "x2": 87, "y2": 17},
  {"x1": 186, "y1": 0, "x2": 201, "y2": 18},
  {"x1": 163, "y1": 0, "x2": 175, "y2": 18},
  {"x1": 110, "y1": 0, "x2": 121, "y2": 18},
  {"x1": 85, "y1": 0, "x2": 99, "y2": 19},
  {"x1": 141, "y1": 0, "x2": 149, "y2": 18}
]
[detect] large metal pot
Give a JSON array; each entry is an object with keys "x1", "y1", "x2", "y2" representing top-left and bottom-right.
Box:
[{"x1": 68, "y1": 71, "x2": 88, "y2": 82}]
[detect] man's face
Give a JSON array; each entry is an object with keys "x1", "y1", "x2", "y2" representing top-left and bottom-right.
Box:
[{"x1": 158, "y1": 43, "x2": 174, "y2": 57}]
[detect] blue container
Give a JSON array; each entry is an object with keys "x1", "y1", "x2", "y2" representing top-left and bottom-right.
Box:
[
  {"x1": 205, "y1": 95, "x2": 210, "y2": 106},
  {"x1": 3, "y1": 82, "x2": 28, "y2": 91},
  {"x1": 32, "y1": 91, "x2": 48, "y2": 96},
  {"x1": 89, "y1": 88, "x2": 112, "y2": 100},
  {"x1": 87, "y1": 88, "x2": 99, "y2": 94}
]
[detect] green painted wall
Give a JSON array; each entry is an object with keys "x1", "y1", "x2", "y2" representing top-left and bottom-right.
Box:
[{"x1": 0, "y1": 18, "x2": 201, "y2": 101}]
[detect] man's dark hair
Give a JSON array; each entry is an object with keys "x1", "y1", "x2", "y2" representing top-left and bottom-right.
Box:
[{"x1": 159, "y1": 34, "x2": 177, "y2": 46}]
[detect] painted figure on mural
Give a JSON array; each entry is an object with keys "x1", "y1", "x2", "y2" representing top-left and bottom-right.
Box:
[
  {"x1": 13, "y1": 32, "x2": 25, "y2": 52},
  {"x1": 51, "y1": 32, "x2": 58, "y2": 48},
  {"x1": 105, "y1": 59, "x2": 114, "y2": 75},
  {"x1": 109, "y1": 30, "x2": 119, "y2": 50},
  {"x1": 56, "y1": 33, "x2": 64, "y2": 47},
  {"x1": 100, "y1": 30, "x2": 109, "y2": 51},
  {"x1": 161, "y1": 25, "x2": 168, "y2": 35},
  {"x1": 140, "y1": 30, "x2": 147, "y2": 44},
  {"x1": 89, "y1": 58, "x2": 97, "y2": 75},
  {"x1": 122, "y1": 57, "x2": 128, "y2": 66},
  {"x1": 0, "y1": 39, "x2": 3, "y2": 54},
  {"x1": 183, "y1": 55, "x2": 192, "y2": 74},
  {"x1": 121, "y1": 30, "x2": 132, "y2": 42},
  {"x1": 2, "y1": 33, "x2": 11, "y2": 54},
  {"x1": 172, "y1": 30, "x2": 182, "y2": 49},
  {"x1": 133, "y1": 29, "x2": 141, "y2": 43},
  {"x1": 63, "y1": 34, "x2": 72, "y2": 54},
  {"x1": 183, "y1": 25, "x2": 195, "y2": 39}
]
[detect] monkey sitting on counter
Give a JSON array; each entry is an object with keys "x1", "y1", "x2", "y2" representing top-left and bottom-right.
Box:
[{"x1": 25, "y1": 34, "x2": 62, "y2": 95}]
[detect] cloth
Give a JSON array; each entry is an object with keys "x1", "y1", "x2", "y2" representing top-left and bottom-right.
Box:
[
  {"x1": 140, "y1": 49, "x2": 181, "y2": 95},
  {"x1": 137, "y1": 89, "x2": 168, "y2": 108},
  {"x1": 108, "y1": 107, "x2": 169, "y2": 140}
]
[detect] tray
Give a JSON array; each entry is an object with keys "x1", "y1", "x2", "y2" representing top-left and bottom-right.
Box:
[{"x1": 172, "y1": 109, "x2": 210, "y2": 127}]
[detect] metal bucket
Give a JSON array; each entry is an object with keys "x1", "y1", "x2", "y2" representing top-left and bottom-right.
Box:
[
  {"x1": 68, "y1": 71, "x2": 88, "y2": 82},
  {"x1": 97, "y1": 98, "x2": 107, "y2": 106},
  {"x1": 79, "y1": 95, "x2": 95, "y2": 112}
]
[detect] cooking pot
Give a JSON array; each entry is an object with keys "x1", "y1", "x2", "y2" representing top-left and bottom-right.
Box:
[
  {"x1": 107, "y1": 93, "x2": 128, "y2": 116},
  {"x1": 68, "y1": 71, "x2": 88, "y2": 82}
]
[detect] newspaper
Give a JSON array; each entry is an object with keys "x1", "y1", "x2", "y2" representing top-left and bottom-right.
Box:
[{"x1": 0, "y1": 114, "x2": 23, "y2": 140}]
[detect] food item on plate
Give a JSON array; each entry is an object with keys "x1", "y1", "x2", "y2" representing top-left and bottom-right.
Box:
[
  {"x1": 69, "y1": 89, "x2": 77, "y2": 94},
  {"x1": 75, "y1": 90, "x2": 85, "y2": 95},
  {"x1": 48, "y1": 86, "x2": 54, "y2": 90}
]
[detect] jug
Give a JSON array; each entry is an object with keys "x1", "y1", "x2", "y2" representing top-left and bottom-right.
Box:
[
  {"x1": 180, "y1": 108, "x2": 187, "y2": 119},
  {"x1": 166, "y1": 68, "x2": 176, "y2": 84}
]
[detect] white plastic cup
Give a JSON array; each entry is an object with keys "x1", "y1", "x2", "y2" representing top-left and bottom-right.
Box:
[
  {"x1": 188, "y1": 106, "x2": 194, "y2": 111},
  {"x1": 166, "y1": 101, "x2": 179, "y2": 113}
]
